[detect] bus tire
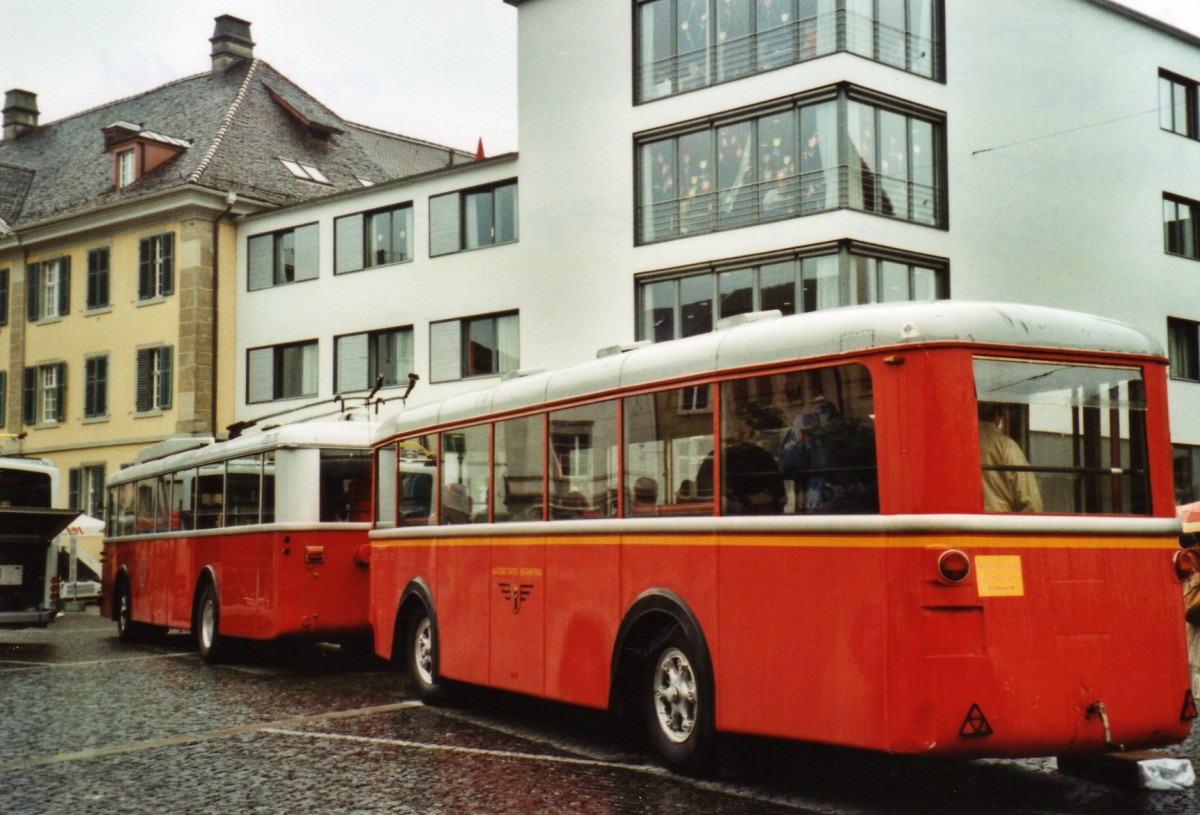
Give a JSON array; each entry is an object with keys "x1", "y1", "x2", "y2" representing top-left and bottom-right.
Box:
[
  {"x1": 194, "y1": 582, "x2": 226, "y2": 663},
  {"x1": 643, "y1": 631, "x2": 717, "y2": 776},
  {"x1": 114, "y1": 579, "x2": 147, "y2": 643},
  {"x1": 404, "y1": 609, "x2": 446, "y2": 704}
]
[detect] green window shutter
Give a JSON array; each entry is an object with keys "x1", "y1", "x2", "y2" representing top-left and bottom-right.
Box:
[
  {"x1": 26, "y1": 262, "x2": 39, "y2": 322},
  {"x1": 138, "y1": 239, "x2": 152, "y2": 299},
  {"x1": 135, "y1": 349, "x2": 151, "y2": 411},
  {"x1": 160, "y1": 233, "x2": 174, "y2": 295},
  {"x1": 54, "y1": 362, "x2": 66, "y2": 422},
  {"x1": 0, "y1": 370, "x2": 6, "y2": 427},
  {"x1": 158, "y1": 347, "x2": 173, "y2": 409},
  {"x1": 69, "y1": 468, "x2": 82, "y2": 511},
  {"x1": 58, "y1": 256, "x2": 71, "y2": 317},
  {"x1": 0, "y1": 268, "x2": 9, "y2": 325},
  {"x1": 22, "y1": 367, "x2": 36, "y2": 424}
]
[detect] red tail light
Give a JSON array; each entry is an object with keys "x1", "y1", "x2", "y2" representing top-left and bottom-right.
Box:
[
  {"x1": 50, "y1": 576, "x2": 60, "y2": 603},
  {"x1": 305, "y1": 546, "x2": 325, "y2": 565},
  {"x1": 937, "y1": 549, "x2": 971, "y2": 584},
  {"x1": 1174, "y1": 549, "x2": 1200, "y2": 582}
]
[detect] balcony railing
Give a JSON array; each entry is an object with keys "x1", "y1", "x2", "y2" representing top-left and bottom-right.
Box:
[
  {"x1": 637, "y1": 9, "x2": 942, "y2": 103},
  {"x1": 637, "y1": 164, "x2": 944, "y2": 244}
]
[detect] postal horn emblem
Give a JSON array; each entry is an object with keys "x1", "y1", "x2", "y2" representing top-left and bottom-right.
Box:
[{"x1": 498, "y1": 583, "x2": 534, "y2": 614}]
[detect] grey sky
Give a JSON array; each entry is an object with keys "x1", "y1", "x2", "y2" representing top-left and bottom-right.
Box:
[{"x1": 1, "y1": 0, "x2": 1196, "y2": 158}]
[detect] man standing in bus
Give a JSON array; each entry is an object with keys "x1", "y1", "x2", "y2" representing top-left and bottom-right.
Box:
[{"x1": 978, "y1": 402, "x2": 1043, "y2": 513}]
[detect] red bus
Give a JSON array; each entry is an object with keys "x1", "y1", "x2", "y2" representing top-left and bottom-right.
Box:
[
  {"x1": 367, "y1": 301, "x2": 1194, "y2": 773},
  {"x1": 102, "y1": 422, "x2": 375, "y2": 661}
]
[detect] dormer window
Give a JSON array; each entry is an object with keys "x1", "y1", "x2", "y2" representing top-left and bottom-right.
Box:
[
  {"x1": 102, "y1": 121, "x2": 190, "y2": 189},
  {"x1": 117, "y1": 150, "x2": 136, "y2": 188}
]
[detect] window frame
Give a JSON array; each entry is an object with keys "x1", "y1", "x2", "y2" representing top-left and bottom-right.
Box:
[
  {"x1": 633, "y1": 0, "x2": 944, "y2": 104},
  {"x1": 429, "y1": 179, "x2": 519, "y2": 257},
  {"x1": 86, "y1": 247, "x2": 111, "y2": 311},
  {"x1": 1161, "y1": 69, "x2": 1198, "y2": 139},
  {"x1": 1169, "y1": 317, "x2": 1200, "y2": 382},
  {"x1": 26, "y1": 257, "x2": 70, "y2": 322},
  {"x1": 635, "y1": 84, "x2": 946, "y2": 243},
  {"x1": 334, "y1": 325, "x2": 416, "y2": 393},
  {"x1": 1165, "y1": 193, "x2": 1200, "y2": 260},
  {"x1": 246, "y1": 340, "x2": 320, "y2": 404},
  {"x1": 83, "y1": 353, "x2": 109, "y2": 420},
  {"x1": 635, "y1": 240, "x2": 949, "y2": 342},
  {"x1": 137, "y1": 233, "x2": 175, "y2": 301},
  {"x1": 22, "y1": 362, "x2": 66, "y2": 425},
  {"x1": 334, "y1": 203, "x2": 415, "y2": 274},
  {"x1": 135, "y1": 346, "x2": 173, "y2": 414},
  {"x1": 247, "y1": 223, "x2": 319, "y2": 290},
  {"x1": 429, "y1": 311, "x2": 520, "y2": 383}
]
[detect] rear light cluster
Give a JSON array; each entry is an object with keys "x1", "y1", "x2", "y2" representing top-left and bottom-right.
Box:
[
  {"x1": 937, "y1": 549, "x2": 971, "y2": 584},
  {"x1": 50, "y1": 576, "x2": 60, "y2": 604},
  {"x1": 1174, "y1": 548, "x2": 1200, "y2": 582}
]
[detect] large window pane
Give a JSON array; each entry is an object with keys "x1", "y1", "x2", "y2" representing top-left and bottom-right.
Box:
[
  {"x1": 550, "y1": 401, "x2": 618, "y2": 519},
  {"x1": 677, "y1": 0, "x2": 711, "y2": 91},
  {"x1": 716, "y1": 0, "x2": 753, "y2": 82},
  {"x1": 679, "y1": 131, "x2": 715, "y2": 235},
  {"x1": 495, "y1": 416, "x2": 544, "y2": 522},
  {"x1": 639, "y1": 0, "x2": 675, "y2": 101},
  {"x1": 441, "y1": 425, "x2": 490, "y2": 524},
  {"x1": 641, "y1": 279, "x2": 678, "y2": 342},
  {"x1": 759, "y1": 261, "x2": 798, "y2": 316},
  {"x1": 759, "y1": 110, "x2": 798, "y2": 219},
  {"x1": 320, "y1": 449, "x2": 372, "y2": 522},
  {"x1": 718, "y1": 120, "x2": 755, "y2": 228},
  {"x1": 975, "y1": 359, "x2": 1150, "y2": 515},
  {"x1": 801, "y1": 254, "x2": 842, "y2": 311},
  {"x1": 226, "y1": 454, "x2": 263, "y2": 527},
  {"x1": 624, "y1": 386, "x2": 714, "y2": 517},
  {"x1": 722, "y1": 366, "x2": 877, "y2": 515},
  {"x1": 679, "y1": 274, "x2": 713, "y2": 337},
  {"x1": 641, "y1": 140, "x2": 678, "y2": 241},
  {"x1": 799, "y1": 101, "x2": 835, "y2": 214},
  {"x1": 718, "y1": 268, "x2": 755, "y2": 321}
]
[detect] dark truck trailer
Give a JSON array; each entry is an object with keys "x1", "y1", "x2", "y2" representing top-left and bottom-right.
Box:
[{"x1": 0, "y1": 508, "x2": 79, "y2": 628}]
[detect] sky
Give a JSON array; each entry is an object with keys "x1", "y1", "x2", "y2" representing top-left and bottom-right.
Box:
[{"x1": 0, "y1": 0, "x2": 1198, "y2": 158}]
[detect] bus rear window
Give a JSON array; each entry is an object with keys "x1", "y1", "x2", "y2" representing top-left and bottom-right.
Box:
[
  {"x1": 0, "y1": 470, "x2": 51, "y2": 508},
  {"x1": 974, "y1": 358, "x2": 1150, "y2": 515}
]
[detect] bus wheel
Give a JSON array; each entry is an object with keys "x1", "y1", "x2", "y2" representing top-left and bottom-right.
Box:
[
  {"x1": 195, "y1": 583, "x2": 226, "y2": 663},
  {"x1": 405, "y1": 611, "x2": 444, "y2": 703},
  {"x1": 115, "y1": 581, "x2": 143, "y2": 642},
  {"x1": 643, "y1": 634, "x2": 716, "y2": 775}
]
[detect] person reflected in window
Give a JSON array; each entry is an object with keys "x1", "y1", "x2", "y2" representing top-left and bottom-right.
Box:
[{"x1": 978, "y1": 402, "x2": 1042, "y2": 513}]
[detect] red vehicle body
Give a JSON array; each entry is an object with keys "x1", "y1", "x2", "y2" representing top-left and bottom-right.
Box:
[
  {"x1": 101, "y1": 422, "x2": 374, "y2": 660},
  {"x1": 368, "y1": 302, "x2": 1193, "y2": 771}
]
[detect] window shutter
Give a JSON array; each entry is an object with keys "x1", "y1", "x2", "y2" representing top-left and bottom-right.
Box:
[
  {"x1": 160, "y1": 234, "x2": 174, "y2": 295},
  {"x1": 26, "y1": 262, "x2": 39, "y2": 322},
  {"x1": 135, "y1": 349, "x2": 151, "y2": 412},
  {"x1": 336, "y1": 333, "x2": 369, "y2": 392},
  {"x1": 0, "y1": 370, "x2": 6, "y2": 426},
  {"x1": 248, "y1": 235, "x2": 274, "y2": 291},
  {"x1": 0, "y1": 268, "x2": 9, "y2": 325},
  {"x1": 84, "y1": 358, "x2": 96, "y2": 418},
  {"x1": 58, "y1": 256, "x2": 71, "y2": 317},
  {"x1": 87, "y1": 250, "x2": 99, "y2": 309},
  {"x1": 69, "y1": 468, "x2": 82, "y2": 511},
  {"x1": 86, "y1": 356, "x2": 108, "y2": 418},
  {"x1": 429, "y1": 320, "x2": 462, "y2": 382},
  {"x1": 158, "y1": 347, "x2": 173, "y2": 409},
  {"x1": 335, "y1": 214, "x2": 364, "y2": 274},
  {"x1": 138, "y1": 238, "x2": 152, "y2": 299},
  {"x1": 22, "y1": 367, "x2": 35, "y2": 424},
  {"x1": 91, "y1": 466, "x2": 106, "y2": 517},
  {"x1": 429, "y1": 194, "x2": 461, "y2": 257},
  {"x1": 293, "y1": 224, "x2": 319, "y2": 281},
  {"x1": 54, "y1": 362, "x2": 66, "y2": 422},
  {"x1": 247, "y1": 347, "x2": 275, "y2": 403}
]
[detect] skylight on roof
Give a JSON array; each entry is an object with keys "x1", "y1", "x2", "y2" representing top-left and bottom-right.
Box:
[{"x1": 280, "y1": 158, "x2": 331, "y2": 184}]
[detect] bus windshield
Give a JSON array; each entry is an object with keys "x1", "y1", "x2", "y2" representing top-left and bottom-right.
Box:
[
  {"x1": 974, "y1": 357, "x2": 1149, "y2": 515},
  {"x1": 0, "y1": 468, "x2": 52, "y2": 508}
]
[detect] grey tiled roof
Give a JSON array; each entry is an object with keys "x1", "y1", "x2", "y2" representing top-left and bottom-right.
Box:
[{"x1": 0, "y1": 59, "x2": 473, "y2": 228}]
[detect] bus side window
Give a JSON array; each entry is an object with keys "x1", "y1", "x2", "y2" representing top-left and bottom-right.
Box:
[
  {"x1": 440, "y1": 425, "x2": 489, "y2": 524},
  {"x1": 721, "y1": 366, "x2": 878, "y2": 516},
  {"x1": 623, "y1": 386, "x2": 714, "y2": 517}
]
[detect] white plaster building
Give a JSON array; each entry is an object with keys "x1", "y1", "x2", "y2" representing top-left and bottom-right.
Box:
[{"x1": 234, "y1": 0, "x2": 1200, "y2": 500}]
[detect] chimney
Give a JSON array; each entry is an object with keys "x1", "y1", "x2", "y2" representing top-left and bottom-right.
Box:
[
  {"x1": 210, "y1": 15, "x2": 255, "y2": 73},
  {"x1": 3, "y1": 89, "x2": 39, "y2": 139}
]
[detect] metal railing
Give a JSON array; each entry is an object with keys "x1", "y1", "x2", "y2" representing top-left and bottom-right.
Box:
[
  {"x1": 637, "y1": 164, "x2": 943, "y2": 243},
  {"x1": 637, "y1": 9, "x2": 942, "y2": 103}
]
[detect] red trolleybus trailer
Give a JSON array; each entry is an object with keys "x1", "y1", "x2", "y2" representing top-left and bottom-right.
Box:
[
  {"x1": 367, "y1": 301, "x2": 1194, "y2": 773},
  {"x1": 101, "y1": 422, "x2": 375, "y2": 661},
  {"x1": 0, "y1": 457, "x2": 76, "y2": 628}
]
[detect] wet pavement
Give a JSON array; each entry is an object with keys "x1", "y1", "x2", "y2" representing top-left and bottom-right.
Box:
[{"x1": 2, "y1": 609, "x2": 1198, "y2": 814}]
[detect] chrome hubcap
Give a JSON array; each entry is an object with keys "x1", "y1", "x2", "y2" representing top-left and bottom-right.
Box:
[
  {"x1": 414, "y1": 618, "x2": 434, "y2": 686},
  {"x1": 653, "y1": 647, "x2": 698, "y2": 744}
]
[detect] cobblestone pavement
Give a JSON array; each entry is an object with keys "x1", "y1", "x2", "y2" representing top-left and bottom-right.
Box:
[{"x1": 1, "y1": 609, "x2": 1198, "y2": 815}]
